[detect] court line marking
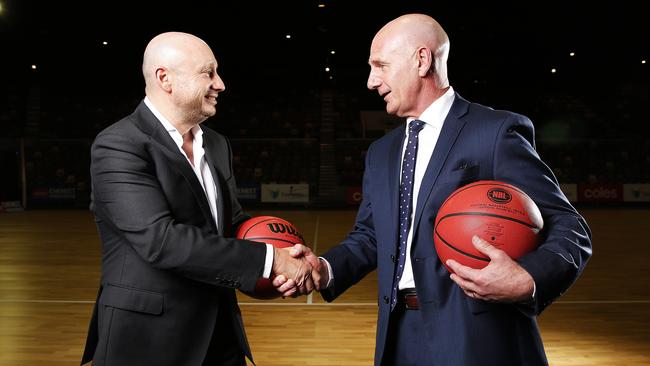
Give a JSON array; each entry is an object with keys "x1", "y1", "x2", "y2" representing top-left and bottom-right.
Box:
[
  {"x1": 306, "y1": 214, "x2": 320, "y2": 305},
  {"x1": 0, "y1": 300, "x2": 97, "y2": 304},
  {"x1": 2, "y1": 299, "x2": 650, "y2": 305},
  {"x1": 0, "y1": 299, "x2": 376, "y2": 306},
  {"x1": 555, "y1": 300, "x2": 650, "y2": 304}
]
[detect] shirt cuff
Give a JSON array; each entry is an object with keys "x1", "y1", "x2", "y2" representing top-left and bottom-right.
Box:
[
  {"x1": 262, "y1": 244, "x2": 274, "y2": 279},
  {"x1": 520, "y1": 281, "x2": 537, "y2": 305},
  {"x1": 318, "y1": 257, "x2": 334, "y2": 289}
]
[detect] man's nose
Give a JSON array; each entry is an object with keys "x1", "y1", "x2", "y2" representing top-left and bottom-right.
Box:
[{"x1": 367, "y1": 73, "x2": 381, "y2": 90}]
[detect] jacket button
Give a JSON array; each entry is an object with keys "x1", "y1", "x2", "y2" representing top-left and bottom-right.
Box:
[
  {"x1": 383, "y1": 296, "x2": 389, "y2": 304},
  {"x1": 390, "y1": 255, "x2": 397, "y2": 263}
]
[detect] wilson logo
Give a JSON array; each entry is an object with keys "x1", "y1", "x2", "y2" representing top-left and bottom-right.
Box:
[
  {"x1": 487, "y1": 188, "x2": 512, "y2": 204},
  {"x1": 266, "y1": 223, "x2": 304, "y2": 241}
]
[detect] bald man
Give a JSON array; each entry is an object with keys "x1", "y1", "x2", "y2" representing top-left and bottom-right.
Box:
[
  {"x1": 290, "y1": 14, "x2": 591, "y2": 365},
  {"x1": 81, "y1": 32, "x2": 313, "y2": 366}
]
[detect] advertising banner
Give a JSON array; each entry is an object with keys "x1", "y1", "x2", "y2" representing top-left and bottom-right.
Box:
[
  {"x1": 577, "y1": 184, "x2": 623, "y2": 202},
  {"x1": 260, "y1": 184, "x2": 309, "y2": 203},
  {"x1": 623, "y1": 184, "x2": 650, "y2": 202}
]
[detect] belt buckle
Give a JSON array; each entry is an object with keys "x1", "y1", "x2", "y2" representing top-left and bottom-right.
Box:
[
  {"x1": 404, "y1": 295, "x2": 415, "y2": 309},
  {"x1": 403, "y1": 292, "x2": 419, "y2": 310}
]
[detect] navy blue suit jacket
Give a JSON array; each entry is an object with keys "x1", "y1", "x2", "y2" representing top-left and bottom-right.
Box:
[{"x1": 321, "y1": 94, "x2": 592, "y2": 365}]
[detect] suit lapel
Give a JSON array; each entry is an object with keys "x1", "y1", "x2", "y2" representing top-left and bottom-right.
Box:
[
  {"x1": 412, "y1": 96, "x2": 470, "y2": 234},
  {"x1": 133, "y1": 103, "x2": 217, "y2": 232},
  {"x1": 201, "y1": 136, "x2": 226, "y2": 233}
]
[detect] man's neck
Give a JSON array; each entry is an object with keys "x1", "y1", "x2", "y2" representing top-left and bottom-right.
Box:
[{"x1": 146, "y1": 95, "x2": 198, "y2": 134}]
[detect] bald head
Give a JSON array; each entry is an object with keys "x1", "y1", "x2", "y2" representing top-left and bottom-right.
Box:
[
  {"x1": 374, "y1": 14, "x2": 450, "y2": 86},
  {"x1": 378, "y1": 14, "x2": 449, "y2": 49},
  {"x1": 142, "y1": 32, "x2": 212, "y2": 89}
]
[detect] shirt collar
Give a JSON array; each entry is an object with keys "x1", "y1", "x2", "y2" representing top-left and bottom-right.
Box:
[
  {"x1": 406, "y1": 85, "x2": 455, "y2": 131},
  {"x1": 144, "y1": 96, "x2": 203, "y2": 147}
]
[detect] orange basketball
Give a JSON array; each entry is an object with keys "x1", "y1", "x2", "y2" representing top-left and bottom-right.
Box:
[
  {"x1": 236, "y1": 216, "x2": 305, "y2": 299},
  {"x1": 434, "y1": 180, "x2": 543, "y2": 272}
]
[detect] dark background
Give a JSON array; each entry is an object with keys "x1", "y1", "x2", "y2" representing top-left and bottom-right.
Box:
[
  {"x1": 0, "y1": 0, "x2": 648, "y2": 206},
  {"x1": 2, "y1": 1, "x2": 646, "y2": 106}
]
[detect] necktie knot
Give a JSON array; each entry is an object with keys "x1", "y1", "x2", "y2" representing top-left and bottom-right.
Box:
[{"x1": 409, "y1": 119, "x2": 425, "y2": 134}]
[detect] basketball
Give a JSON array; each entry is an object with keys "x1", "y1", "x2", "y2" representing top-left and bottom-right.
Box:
[
  {"x1": 236, "y1": 216, "x2": 306, "y2": 299},
  {"x1": 434, "y1": 180, "x2": 543, "y2": 272}
]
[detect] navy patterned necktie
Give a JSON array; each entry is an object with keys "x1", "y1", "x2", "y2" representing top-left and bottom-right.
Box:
[{"x1": 391, "y1": 119, "x2": 425, "y2": 310}]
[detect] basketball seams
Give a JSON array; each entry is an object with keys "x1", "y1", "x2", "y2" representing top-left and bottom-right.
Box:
[
  {"x1": 239, "y1": 237, "x2": 299, "y2": 245},
  {"x1": 439, "y1": 212, "x2": 541, "y2": 229},
  {"x1": 434, "y1": 180, "x2": 542, "y2": 271},
  {"x1": 241, "y1": 217, "x2": 288, "y2": 238},
  {"x1": 448, "y1": 181, "x2": 529, "y2": 200},
  {"x1": 433, "y1": 230, "x2": 490, "y2": 262}
]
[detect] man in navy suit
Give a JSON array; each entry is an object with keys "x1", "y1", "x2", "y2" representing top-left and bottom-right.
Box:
[
  {"x1": 287, "y1": 13, "x2": 592, "y2": 365},
  {"x1": 81, "y1": 32, "x2": 313, "y2": 366}
]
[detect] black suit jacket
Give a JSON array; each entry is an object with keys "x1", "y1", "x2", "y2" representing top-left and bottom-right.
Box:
[{"x1": 81, "y1": 101, "x2": 266, "y2": 366}]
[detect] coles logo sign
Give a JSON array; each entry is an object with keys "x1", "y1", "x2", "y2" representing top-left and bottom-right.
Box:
[{"x1": 577, "y1": 184, "x2": 623, "y2": 202}]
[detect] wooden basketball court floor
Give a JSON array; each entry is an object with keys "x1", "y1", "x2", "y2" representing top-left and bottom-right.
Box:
[{"x1": 0, "y1": 208, "x2": 648, "y2": 365}]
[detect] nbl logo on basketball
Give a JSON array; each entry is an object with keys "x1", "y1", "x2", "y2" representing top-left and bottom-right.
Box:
[
  {"x1": 266, "y1": 222, "x2": 305, "y2": 242},
  {"x1": 487, "y1": 188, "x2": 512, "y2": 204}
]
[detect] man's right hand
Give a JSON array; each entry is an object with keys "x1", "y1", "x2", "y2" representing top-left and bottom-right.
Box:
[
  {"x1": 271, "y1": 247, "x2": 315, "y2": 296},
  {"x1": 277, "y1": 244, "x2": 329, "y2": 291}
]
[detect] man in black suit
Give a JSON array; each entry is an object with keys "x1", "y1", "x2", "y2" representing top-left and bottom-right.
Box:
[{"x1": 81, "y1": 32, "x2": 313, "y2": 366}]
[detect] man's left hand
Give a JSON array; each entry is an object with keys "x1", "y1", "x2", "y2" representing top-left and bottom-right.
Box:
[{"x1": 447, "y1": 235, "x2": 535, "y2": 303}]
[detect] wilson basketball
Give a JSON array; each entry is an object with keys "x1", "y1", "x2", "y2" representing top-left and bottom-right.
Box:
[
  {"x1": 236, "y1": 216, "x2": 306, "y2": 299},
  {"x1": 434, "y1": 180, "x2": 543, "y2": 272}
]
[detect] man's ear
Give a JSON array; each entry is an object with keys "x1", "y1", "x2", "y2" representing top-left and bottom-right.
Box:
[
  {"x1": 416, "y1": 47, "x2": 434, "y2": 77},
  {"x1": 156, "y1": 67, "x2": 172, "y2": 92}
]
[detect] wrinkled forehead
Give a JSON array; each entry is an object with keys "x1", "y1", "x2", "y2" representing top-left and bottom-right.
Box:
[{"x1": 369, "y1": 30, "x2": 409, "y2": 63}]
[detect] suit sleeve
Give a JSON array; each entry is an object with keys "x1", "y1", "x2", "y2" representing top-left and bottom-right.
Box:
[
  {"x1": 321, "y1": 146, "x2": 379, "y2": 302},
  {"x1": 492, "y1": 114, "x2": 592, "y2": 315},
  {"x1": 90, "y1": 130, "x2": 266, "y2": 292}
]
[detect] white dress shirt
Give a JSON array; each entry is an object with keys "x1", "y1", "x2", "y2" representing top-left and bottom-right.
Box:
[
  {"x1": 144, "y1": 97, "x2": 273, "y2": 279},
  {"x1": 398, "y1": 87, "x2": 455, "y2": 290}
]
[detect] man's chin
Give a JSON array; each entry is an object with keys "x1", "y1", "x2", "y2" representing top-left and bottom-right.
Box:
[{"x1": 202, "y1": 106, "x2": 217, "y2": 117}]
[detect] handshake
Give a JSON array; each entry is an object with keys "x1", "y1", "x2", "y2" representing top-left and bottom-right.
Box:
[{"x1": 270, "y1": 244, "x2": 328, "y2": 297}]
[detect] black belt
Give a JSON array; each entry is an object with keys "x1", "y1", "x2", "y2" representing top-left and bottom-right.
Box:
[{"x1": 397, "y1": 288, "x2": 419, "y2": 310}]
